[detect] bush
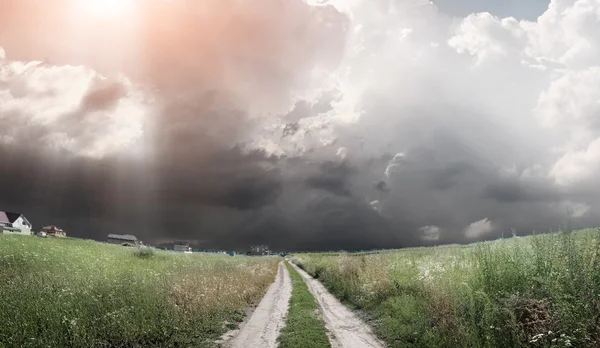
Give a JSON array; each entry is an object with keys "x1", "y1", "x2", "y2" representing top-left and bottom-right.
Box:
[{"x1": 133, "y1": 246, "x2": 155, "y2": 259}]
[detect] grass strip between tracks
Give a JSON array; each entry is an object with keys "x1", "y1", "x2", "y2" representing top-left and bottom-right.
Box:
[{"x1": 278, "y1": 261, "x2": 331, "y2": 348}]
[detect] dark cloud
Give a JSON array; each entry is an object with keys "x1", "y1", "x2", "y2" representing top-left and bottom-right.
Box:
[
  {"x1": 282, "y1": 123, "x2": 301, "y2": 138},
  {"x1": 282, "y1": 91, "x2": 339, "y2": 123},
  {"x1": 482, "y1": 179, "x2": 558, "y2": 204},
  {"x1": 0, "y1": 141, "x2": 404, "y2": 251},
  {"x1": 305, "y1": 160, "x2": 356, "y2": 196},
  {"x1": 156, "y1": 147, "x2": 283, "y2": 210},
  {"x1": 81, "y1": 78, "x2": 127, "y2": 112},
  {"x1": 430, "y1": 161, "x2": 475, "y2": 190},
  {"x1": 375, "y1": 181, "x2": 391, "y2": 192},
  {"x1": 2, "y1": 0, "x2": 600, "y2": 252}
]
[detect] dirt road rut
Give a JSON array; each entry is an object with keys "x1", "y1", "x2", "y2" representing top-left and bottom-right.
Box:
[
  {"x1": 291, "y1": 263, "x2": 386, "y2": 348},
  {"x1": 223, "y1": 261, "x2": 292, "y2": 348}
]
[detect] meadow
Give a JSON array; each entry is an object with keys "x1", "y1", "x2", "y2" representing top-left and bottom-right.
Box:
[
  {"x1": 0, "y1": 235, "x2": 279, "y2": 348},
  {"x1": 293, "y1": 228, "x2": 600, "y2": 348}
]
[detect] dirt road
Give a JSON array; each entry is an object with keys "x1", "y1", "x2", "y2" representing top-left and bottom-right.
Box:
[
  {"x1": 291, "y1": 263, "x2": 386, "y2": 348},
  {"x1": 221, "y1": 261, "x2": 292, "y2": 348}
]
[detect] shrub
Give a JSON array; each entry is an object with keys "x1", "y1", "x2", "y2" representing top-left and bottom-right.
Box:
[{"x1": 133, "y1": 246, "x2": 155, "y2": 259}]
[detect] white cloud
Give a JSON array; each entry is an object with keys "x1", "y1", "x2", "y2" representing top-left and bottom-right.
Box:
[
  {"x1": 464, "y1": 218, "x2": 494, "y2": 239},
  {"x1": 384, "y1": 153, "x2": 406, "y2": 178},
  {"x1": 550, "y1": 137, "x2": 600, "y2": 186},
  {"x1": 562, "y1": 200, "x2": 591, "y2": 218},
  {"x1": 526, "y1": 0, "x2": 600, "y2": 69},
  {"x1": 300, "y1": 0, "x2": 600, "y2": 194},
  {"x1": 336, "y1": 147, "x2": 349, "y2": 160},
  {"x1": 370, "y1": 200, "x2": 382, "y2": 212},
  {"x1": 419, "y1": 225, "x2": 441, "y2": 241},
  {"x1": 448, "y1": 13, "x2": 527, "y2": 66},
  {"x1": 265, "y1": 0, "x2": 600, "y2": 237},
  {"x1": 0, "y1": 55, "x2": 147, "y2": 158},
  {"x1": 534, "y1": 67, "x2": 600, "y2": 134}
]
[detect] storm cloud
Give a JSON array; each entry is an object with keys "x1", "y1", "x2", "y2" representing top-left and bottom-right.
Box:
[{"x1": 1, "y1": 0, "x2": 600, "y2": 251}]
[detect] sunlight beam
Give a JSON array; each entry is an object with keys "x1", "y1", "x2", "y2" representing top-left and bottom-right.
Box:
[{"x1": 71, "y1": 0, "x2": 136, "y2": 20}]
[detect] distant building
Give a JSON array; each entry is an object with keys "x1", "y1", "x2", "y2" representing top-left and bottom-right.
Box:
[
  {"x1": 248, "y1": 245, "x2": 270, "y2": 256},
  {"x1": 41, "y1": 225, "x2": 67, "y2": 238},
  {"x1": 174, "y1": 241, "x2": 192, "y2": 253},
  {"x1": 0, "y1": 211, "x2": 32, "y2": 235},
  {"x1": 107, "y1": 234, "x2": 141, "y2": 246}
]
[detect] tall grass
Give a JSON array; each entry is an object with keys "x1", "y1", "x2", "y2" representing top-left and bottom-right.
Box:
[
  {"x1": 0, "y1": 235, "x2": 279, "y2": 348},
  {"x1": 293, "y1": 228, "x2": 600, "y2": 347}
]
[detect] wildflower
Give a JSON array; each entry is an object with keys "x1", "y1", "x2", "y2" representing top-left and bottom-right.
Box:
[{"x1": 530, "y1": 333, "x2": 544, "y2": 343}]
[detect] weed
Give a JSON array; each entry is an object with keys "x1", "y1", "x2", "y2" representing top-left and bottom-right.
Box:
[
  {"x1": 0, "y1": 235, "x2": 279, "y2": 348},
  {"x1": 294, "y1": 228, "x2": 600, "y2": 347},
  {"x1": 133, "y1": 246, "x2": 155, "y2": 259}
]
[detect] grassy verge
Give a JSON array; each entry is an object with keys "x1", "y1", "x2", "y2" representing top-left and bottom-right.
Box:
[
  {"x1": 0, "y1": 235, "x2": 279, "y2": 348},
  {"x1": 293, "y1": 228, "x2": 600, "y2": 348},
  {"x1": 278, "y1": 261, "x2": 330, "y2": 348}
]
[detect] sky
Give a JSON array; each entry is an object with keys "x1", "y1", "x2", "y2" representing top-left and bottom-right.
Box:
[
  {"x1": 1, "y1": 0, "x2": 599, "y2": 251},
  {"x1": 436, "y1": 0, "x2": 550, "y2": 20}
]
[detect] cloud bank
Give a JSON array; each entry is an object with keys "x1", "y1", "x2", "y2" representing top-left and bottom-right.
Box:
[{"x1": 1, "y1": 0, "x2": 600, "y2": 250}]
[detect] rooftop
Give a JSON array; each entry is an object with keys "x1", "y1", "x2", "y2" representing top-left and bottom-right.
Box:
[
  {"x1": 0, "y1": 211, "x2": 23, "y2": 224},
  {"x1": 107, "y1": 234, "x2": 138, "y2": 241},
  {"x1": 42, "y1": 225, "x2": 64, "y2": 232}
]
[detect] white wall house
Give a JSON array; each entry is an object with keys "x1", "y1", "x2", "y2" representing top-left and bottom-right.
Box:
[
  {"x1": 248, "y1": 245, "x2": 270, "y2": 256},
  {"x1": 12, "y1": 216, "x2": 32, "y2": 233},
  {"x1": 174, "y1": 242, "x2": 192, "y2": 253},
  {"x1": 0, "y1": 211, "x2": 32, "y2": 235}
]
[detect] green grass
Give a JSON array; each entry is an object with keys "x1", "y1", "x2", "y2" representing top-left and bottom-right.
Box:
[
  {"x1": 293, "y1": 228, "x2": 600, "y2": 348},
  {"x1": 278, "y1": 262, "x2": 331, "y2": 348},
  {"x1": 0, "y1": 235, "x2": 279, "y2": 348}
]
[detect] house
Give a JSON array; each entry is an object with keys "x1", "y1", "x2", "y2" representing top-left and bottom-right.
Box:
[
  {"x1": 41, "y1": 225, "x2": 67, "y2": 238},
  {"x1": 247, "y1": 245, "x2": 270, "y2": 256},
  {"x1": 174, "y1": 241, "x2": 192, "y2": 253},
  {"x1": 107, "y1": 234, "x2": 141, "y2": 246},
  {"x1": 0, "y1": 211, "x2": 32, "y2": 235}
]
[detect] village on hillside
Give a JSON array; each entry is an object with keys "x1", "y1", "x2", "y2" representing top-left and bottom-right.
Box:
[{"x1": 0, "y1": 209, "x2": 273, "y2": 256}]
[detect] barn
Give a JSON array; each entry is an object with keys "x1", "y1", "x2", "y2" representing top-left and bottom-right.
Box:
[
  {"x1": 0, "y1": 211, "x2": 33, "y2": 235},
  {"x1": 107, "y1": 234, "x2": 141, "y2": 246}
]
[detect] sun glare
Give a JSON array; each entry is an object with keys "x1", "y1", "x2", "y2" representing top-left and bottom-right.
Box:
[{"x1": 72, "y1": 0, "x2": 136, "y2": 20}]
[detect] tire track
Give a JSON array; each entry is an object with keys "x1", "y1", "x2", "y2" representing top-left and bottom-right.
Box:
[
  {"x1": 290, "y1": 262, "x2": 386, "y2": 348},
  {"x1": 221, "y1": 261, "x2": 292, "y2": 348}
]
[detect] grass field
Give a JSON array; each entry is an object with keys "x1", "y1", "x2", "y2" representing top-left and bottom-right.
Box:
[
  {"x1": 293, "y1": 228, "x2": 600, "y2": 348},
  {"x1": 0, "y1": 235, "x2": 279, "y2": 348},
  {"x1": 278, "y1": 262, "x2": 330, "y2": 348}
]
